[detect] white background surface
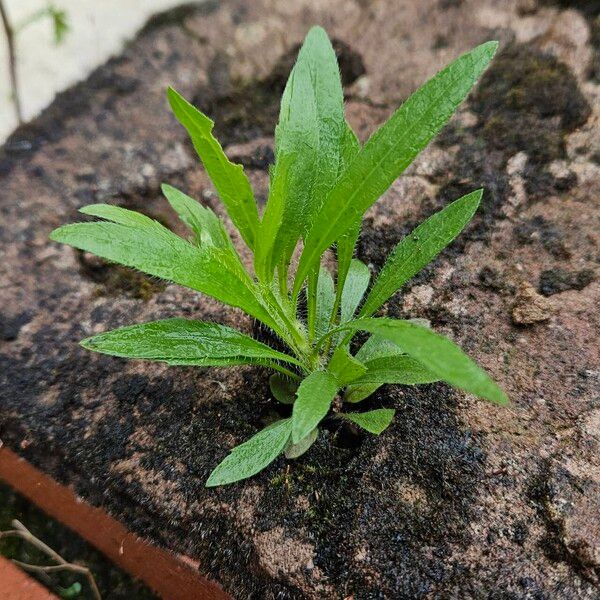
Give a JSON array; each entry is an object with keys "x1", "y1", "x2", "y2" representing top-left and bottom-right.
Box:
[{"x1": 0, "y1": 0, "x2": 186, "y2": 141}]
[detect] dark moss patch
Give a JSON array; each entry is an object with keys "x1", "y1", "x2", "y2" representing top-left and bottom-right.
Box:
[
  {"x1": 471, "y1": 44, "x2": 590, "y2": 164},
  {"x1": 539, "y1": 0, "x2": 600, "y2": 17},
  {"x1": 0, "y1": 482, "x2": 157, "y2": 599},
  {"x1": 139, "y1": 0, "x2": 219, "y2": 34},
  {"x1": 77, "y1": 251, "x2": 166, "y2": 301},
  {"x1": 528, "y1": 460, "x2": 599, "y2": 584},
  {"x1": 255, "y1": 384, "x2": 485, "y2": 598},
  {"x1": 538, "y1": 268, "x2": 595, "y2": 296},
  {"x1": 194, "y1": 39, "x2": 365, "y2": 148},
  {"x1": 591, "y1": 16, "x2": 600, "y2": 82},
  {"x1": 0, "y1": 307, "x2": 485, "y2": 599},
  {"x1": 523, "y1": 161, "x2": 577, "y2": 201},
  {"x1": 0, "y1": 311, "x2": 32, "y2": 341},
  {"x1": 514, "y1": 216, "x2": 570, "y2": 259}
]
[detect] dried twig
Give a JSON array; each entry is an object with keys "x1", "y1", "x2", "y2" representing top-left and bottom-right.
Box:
[
  {"x1": 0, "y1": 519, "x2": 102, "y2": 600},
  {"x1": 0, "y1": 0, "x2": 22, "y2": 123}
]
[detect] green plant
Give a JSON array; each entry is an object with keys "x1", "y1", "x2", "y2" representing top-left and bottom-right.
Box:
[{"x1": 50, "y1": 27, "x2": 506, "y2": 487}]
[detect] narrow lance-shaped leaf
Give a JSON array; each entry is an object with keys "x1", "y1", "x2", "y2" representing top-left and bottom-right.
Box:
[
  {"x1": 79, "y1": 204, "x2": 156, "y2": 228},
  {"x1": 161, "y1": 183, "x2": 234, "y2": 250},
  {"x1": 344, "y1": 334, "x2": 405, "y2": 403},
  {"x1": 261, "y1": 26, "x2": 346, "y2": 277},
  {"x1": 50, "y1": 211, "x2": 277, "y2": 330},
  {"x1": 167, "y1": 87, "x2": 260, "y2": 250},
  {"x1": 340, "y1": 259, "x2": 371, "y2": 324},
  {"x1": 360, "y1": 189, "x2": 482, "y2": 317},
  {"x1": 285, "y1": 427, "x2": 318, "y2": 459},
  {"x1": 81, "y1": 318, "x2": 303, "y2": 368},
  {"x1": 351, "y1": 355, "x2": 438, "y2": 386},
  {"x1": 334, "y1": 123, "x2": 362, "y2": 300},
  {"x1": 331, "y1": 318, "x2": 508, "y2": 405},
  {"x1": 292, "y1": 371, "x2": 339, "y2": 444},
  {"x1": 341, "y1": 409, "x2": 395, "y2": 435},
  {"x1": 254, "y1": 153, "x2": 293, "y2": 282},
  {"x1": 327, "y1": 345, "x2": 367, "y2": 387},
  {"x1": 314, "y1": 266, "x2": 335, "y2": 340},
  {"x1": 206, "y1": 419, "x2": 292, "y2": 486},
  {"x1": 293, "y1": 41, "x2": 498, "y2": 297}
]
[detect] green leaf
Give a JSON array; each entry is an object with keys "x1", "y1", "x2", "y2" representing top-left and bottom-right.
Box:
[
  {"x1": 167, "y1": 87, "x2": 259, "y2": 250},
  {"x1": 50, "y1": 217, "x2": 276, "y2": 329},
  {"x1": 254, "y1": 153, "x2": 293, "y2": 281},
  {"x1": 345, "y1": 334, "x2": 406, "y2": 403},
  {"x1": 340, "y1": 259, "x2": 371, "y2": 324},
  {"x1": 270, "y1": 373, "x2": 299, "y2": 404},
  {"x1": 161, "y1": 183, "x2": 233, "y2": 250},
  {"x1": 360, "y1": 189, "x2": 482, "y2": 317},
  {"x1": 81, "y1": 318, "x2": 303, "y2": 368},
  {"x1": 51, "y1": 8, "x2": 69, "y2": 45},
  {"x1": 315, "y1": 266, "x2": 335, "y2": 340},
  {"x1": 206, "y1": 418, "x2": 292, "y2": 486},
  {"x1": 334, "y1": 123, "x2": 362, "y2": 295},
  {"x1": 356, "y1": 334, "x2": 404, "y2": 361},
  {"x1": 327, "y1": 345, "x2": 367, "y2": 387},
  {"x1": 284, "y1": 427, "x2": 318, "y2": 459},
  {"x1": 341, "y1": 409, "x2": 395, "y2": 434},
  {"x1": 293, "y1": 41, "x2": 498, "y2": 297},
  {"x1": 292, "y1": 371, "x2": 339, "y2": 443},
  {"x1": 261, "y1": 26, "x2": 346, "y2": 277},
  {"x1": 79, "y1": 203, "x2": 156, "y2": 227},
  {"x1": 352, "y1": 355, "x2": 438, "y2": 385},
  {"x1": 335, "y1": 318, "x2": 508, "y2": 405}
]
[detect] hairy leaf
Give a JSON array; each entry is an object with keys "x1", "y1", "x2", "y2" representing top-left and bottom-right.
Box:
[
  {"x1": 254, "y1": 153, "x2": 293, "y2": 281},
  {"x1": 81, "y1": 318, "x2": 303, "y2": 368},
  {"x1": 79, "y1": 204, "x2": 156, "y2": 228},
  {"x1": 360, "y1": 189, "x2": 482, "y2": 317},
  {"x1": 334, "y1": 123, "x2": 362, "y2": 296},
  {"x1": 315, "y1": 266, "x2": 335, "y2": 340},
  {"x1": 285, "y1": 427, "x2": 318, "y2": 459},
  {"x1": 340, "y1": 259, "x2": 371, "y2": 324},
  {"x1": 351, "y1": 355, "x2": 438, "y2": 385},
  {"x1": 292, "y1": 371, "x2": 339, "y2": 443},
  {"x1": 270, "y1": 373, "x2": 299, "y2": 404},
  {"x1": 345, "y1": 334, "x2": 405, "y2": 403},
  {"x1": 206, "y1": 419, "x2": 292, "y2": 486},
  {"x1": 161, "y1": 183, "x2": 234, "y2": 250},
  {"x1": 50, "y1": 218, "x2": 276, "y2": 329},
  {"x1": 341, "y1": 409, "x2": 395, "y2": 434},
  {"x1": 167, "y1": 87, "x2": 259, "y2": 250},
  {"x1": 327, "y1": 345, "x2": 367, "y2": 387},
  {"x1": 262, "y1": 26, "x2": 346, "y2": 276},
  {"x1": 293, "y1": 42, "x2": 498, "y2": 296},
  {"x1": 335, "y1": 318, "x2": 508, "y2": 404}
]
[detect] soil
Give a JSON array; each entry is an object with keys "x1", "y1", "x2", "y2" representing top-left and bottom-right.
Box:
[{"x1": 1, "y1": 1, "x2": 599, "y2": 599}]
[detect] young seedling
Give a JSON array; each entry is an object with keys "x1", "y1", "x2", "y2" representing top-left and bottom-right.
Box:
[{"x1": 50, "y1": 27, "x2": 507, "y2": 487}]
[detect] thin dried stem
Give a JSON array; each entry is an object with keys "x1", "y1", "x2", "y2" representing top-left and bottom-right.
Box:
[
  {"x1": 0, "y1": 519, "x2": 102, "y2": 600},
  {"x1": 0, "y1": 0, "x2": 22, "y2": 123}
]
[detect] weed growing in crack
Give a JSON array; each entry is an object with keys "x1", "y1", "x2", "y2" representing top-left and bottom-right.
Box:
[{"x1": 50, "y1": 27, "x2": 506, "y2": 486}]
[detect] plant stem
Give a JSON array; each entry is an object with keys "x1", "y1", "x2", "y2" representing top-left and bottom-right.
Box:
[
  {"x1": 0, "y1": 0, "x2": 22, "y2": 124},
  {"x1": 262, "y1": 286, "x2": 309, "y2": 358}
]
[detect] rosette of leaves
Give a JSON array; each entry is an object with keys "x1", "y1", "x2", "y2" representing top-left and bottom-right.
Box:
[{"x1": 50, "y1": 27, "x2": 506, "y2": 487}]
